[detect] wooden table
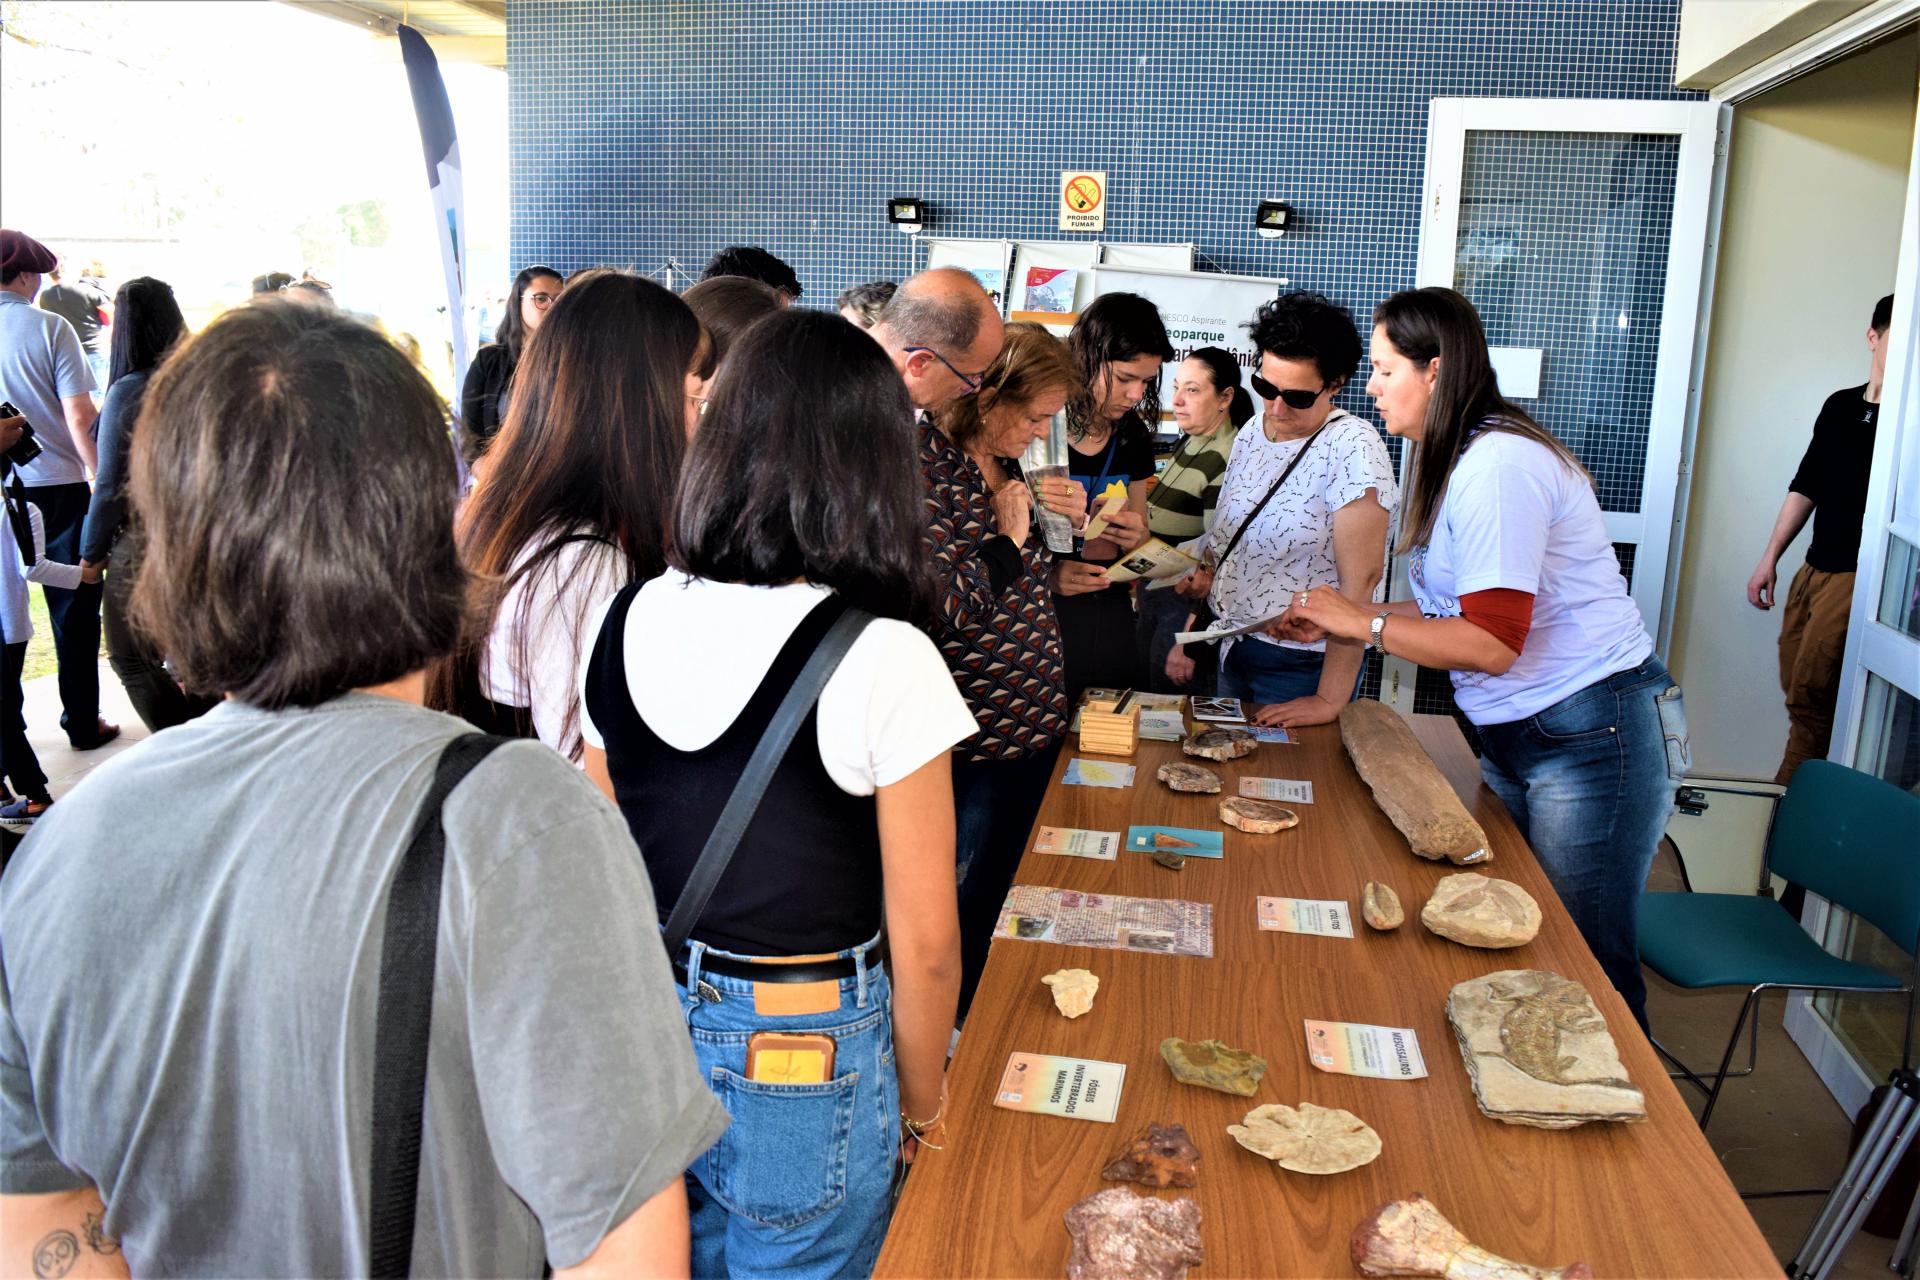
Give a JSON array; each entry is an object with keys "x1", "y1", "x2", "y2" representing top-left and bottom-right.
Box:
[{"x1": 876, "y1": 715, "x2": 1780, "y2": 1278}]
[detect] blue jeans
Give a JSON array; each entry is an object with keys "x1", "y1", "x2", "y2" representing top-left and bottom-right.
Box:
[
  {"x1": 1218, "y1": 638, "x2": 1325, "y2": 705},
  {"x1": 1474, "y1": 657, "x2": 1690, "y2": 1031},
  {"x1": 678, "y1": 934, "x2": 899, "y2": 1280}
]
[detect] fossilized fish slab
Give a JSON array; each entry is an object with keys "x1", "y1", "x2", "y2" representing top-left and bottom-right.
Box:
[
  {"x1": 1446, "y1": 969, "x2": 1646, "y2": 1129},
  {"x1": 1421, "y1": 873, "x2": 1541, "y2": 949}
]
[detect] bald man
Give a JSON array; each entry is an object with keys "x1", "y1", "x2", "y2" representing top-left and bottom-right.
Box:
[{"x1": 868, "y1": 267, "x2": 1005, "y2": 413}]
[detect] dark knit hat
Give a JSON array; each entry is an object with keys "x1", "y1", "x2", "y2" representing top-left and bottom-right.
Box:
[{"x1": 0, "y1": 230, "x2": 58, "y2": 279}]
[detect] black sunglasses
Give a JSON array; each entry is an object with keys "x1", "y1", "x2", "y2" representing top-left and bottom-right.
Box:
[{"x1": 1249, "y1": 373, "x2": 1325, "y2": 411}]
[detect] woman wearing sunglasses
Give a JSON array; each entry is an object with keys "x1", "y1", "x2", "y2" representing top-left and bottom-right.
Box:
[
  {"x1": 1178, "y1": 291, "x2": 1395, "y2": 724},
  {"x1": 1281, "y1": 287, "x2": 1686, "y2": 1029}
]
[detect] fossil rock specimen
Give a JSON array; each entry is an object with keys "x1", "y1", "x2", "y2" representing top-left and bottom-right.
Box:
[
  {"x1": 1228, "y1": 1101, "x2": 1381, "y2": 1174},
  {"x1": 1339, "y1": 699, "x2": 1491, "y2": 865},
  {"x1": 1219, "y1": 796, "x2": 1299, "y2": 833},
  {"x1": 1101, "y1": 1122, "x2": 1202, "y2": 1188},
  {"x1": 1362, "y1": 882, "x2": 1405, "y2": 930},
  {"x1": 1042, "y1": 967, "x2": 1101, "y2": 1019},
  {"x1": 1065, "y1": 1187, "x2": 1205, "y2": 1280},
  {"x1": 1161, "y1": 1036, "x2": 1268, "y2": 1096},
  {"x1": 1151, "y1": 850, "x2": 1187, "y2": 870},
  {"x1": 1421, "y1": 874, "x2": 1542, "y2": 949},
  {"x1": 1447, "y1": 969, "x2": 1645, "y2": 1129},
  {"x1": 1157, "y1": 762, "x2": 1223, "y2": 793},
  {"x1": 1182, "y1": 727, "x2": 1257, "y2": 761},
  {"x1": 1351, "y1": 1193, "x2": 1594, "y2": 1279}
]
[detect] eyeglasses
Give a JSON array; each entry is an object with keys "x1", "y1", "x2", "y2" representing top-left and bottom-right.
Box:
[
  {"x1": 903, "y1": 345, "x2": 983, "y2": 395},
  {"x1": 1250, "y1": 372, "x2": 1325, "y2": 411}
]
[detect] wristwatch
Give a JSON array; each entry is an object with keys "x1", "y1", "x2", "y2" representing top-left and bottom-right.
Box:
[{"x1": 1368, "y1": 610, "x2": 1392, "y2": 652}]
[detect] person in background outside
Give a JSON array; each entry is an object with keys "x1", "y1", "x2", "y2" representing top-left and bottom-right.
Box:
[
  {"x1": 282, "y1": 274, "x2": 334, "y2": 307},
  {"x1": 683, "y1": 275, "x2": 783, "y2": 375},
  {"x1": 80, "y1": 276, "x2": 218, "y2": 734},
  {"x1": 1180, "y1": 291, "x2": 1395, "y2": 725},
  {"x1": 1283, "y1": 286, "x2": 1688, "y2": 1029},
  {"x1": 1148, "y1": 346, "x2": 1253, "y2": 694},
  {"x1": 460, "y1": 265, "x2": 563, "y2": 461},
  {"x1": 1747, "y1": 293, "x2": 1893, "y2": 789},
  {"x1": 580, "y1": 310, "x2": 968, "y2": 1277},
  {"x1": 0, "y1": 300, "x2": 726, "y2": 1277},
  {"x1": 38, "y1": 264, "x2": 112, "y2": 389},
  {"x1": 249, "y1": 271, "x2": 294, "y2": 297},
  {"x1": 429, "y1": 270, "x2": 713, "y2": 758},
  {"x1": 1055, "y1": 292, "x2": 1163, "y2": 696},
  {"x1": 700, "y1": 245, "x2": 802, "y2": 305},
  {"x1": 838, "y1": 279, "x2": 897, "y2": 329},
  {"x1": 1, "y1": 417, "x2": 101, "y2": 831},
  {"x1": 868, "y1": 267, "x2": 1007, "y2": 415},
  {"x1": 925, "y1": 322, "x2": 1089, "y2": 1014},
  {"x1": 0, "y1": 229, "x2": 113, "y2": 750}
]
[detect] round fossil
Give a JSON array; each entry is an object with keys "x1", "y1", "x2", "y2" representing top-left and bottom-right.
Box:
[
  {"x1": 1157, "y1": 762, "x2": 1223, "y2": 794},
  {"x1": 1182, "y1": 727, "x2": 1257, "y2": 761},
  {"x1": 1219, "y1": 796, "x2": 1298, "y2": 833},
  {"x1": 1228, "y1": 1101, "x2": 1381, "y2": 1174}
]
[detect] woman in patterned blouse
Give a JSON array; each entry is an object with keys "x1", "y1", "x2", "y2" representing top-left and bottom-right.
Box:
[{"x1": 921, "y1": 322, "x2": 1088, "y2": 1014}]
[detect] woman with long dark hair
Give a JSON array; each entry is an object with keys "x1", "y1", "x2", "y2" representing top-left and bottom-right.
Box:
[
  {"x1": 581, "y1": 309, "x2": 971, "y2": 1277},
  {"x1": 459, "y1": 264, "x2": 563, "y2": 457},
  {"x1": 1055, "y1": 292, "x2": 1167, "y2": 694},
  {"x1": 1284, "y1": 287, "x2": 1689, "y2": 1028},
  {"x1": 1144, "y1": 345, "x2": 1254, "y2": 692},
  {"x1": 430, "y1": 269, "x2": 712, "y2": 759},
  {"x1": 78, "y1": 276, "x2": 215, "y2": 731}
]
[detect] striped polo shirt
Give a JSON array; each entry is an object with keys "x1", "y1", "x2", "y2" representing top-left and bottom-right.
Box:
[{"x1": 1145, "y1": 421, "x2": 1238, "y2": 541}]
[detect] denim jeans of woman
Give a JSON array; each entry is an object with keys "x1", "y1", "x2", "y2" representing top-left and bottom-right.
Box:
[
  {"x1": 1218, "y1": 637, "x2": 1326, "y2": 705},
  {"x1": 677, "y1": 934, "x2": 898, "y2": 1280},
  {"x1": 1473, "y1": 657, "x2": 1691, "y2": 1031}
]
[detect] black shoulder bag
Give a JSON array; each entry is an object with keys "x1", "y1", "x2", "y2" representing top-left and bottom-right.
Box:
[
  {"x1": 368, "y1": 733, "x2": 512, "y2": 1279},
  {"x1": 1189, "y1": 424, "x2": 1326, "y2": 633}
]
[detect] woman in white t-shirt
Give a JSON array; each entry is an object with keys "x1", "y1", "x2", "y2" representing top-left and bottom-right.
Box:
[
  {"x1": 1285, "y1": 288, "x2": 1690, "y2": 1029},
  {"x1": 578, "y1": 309, "x2": 971, "y2": 1278},
  {"x1": 428, "y1": 269, "x2": 714, "y2": 760}
]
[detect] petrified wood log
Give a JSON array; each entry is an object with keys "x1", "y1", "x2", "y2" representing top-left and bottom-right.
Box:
[
  {"x1": 1339, "y1": 699, "x2": 1491, "y2": 865},
  {"x1": 1157, "y1": 762, "x2": 1222, "y2": 793}
]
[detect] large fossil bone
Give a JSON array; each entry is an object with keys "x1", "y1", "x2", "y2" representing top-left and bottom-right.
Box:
[
  {"x1": 1339, "y1": 699, "x2": 1491, "y2": 865},
  {"x1": 1350, "y1": 1194, "x2": 1595, "y2": 1278}
]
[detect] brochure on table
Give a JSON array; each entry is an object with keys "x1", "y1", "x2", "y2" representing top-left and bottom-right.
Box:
[{"x1": 1088, "y1": 263, "x2": 1289, "y2": 431}]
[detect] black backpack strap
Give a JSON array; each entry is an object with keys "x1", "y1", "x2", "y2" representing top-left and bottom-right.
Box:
[
  {"x1": 661, "y1": 605, "x2": 875, "y2": 959},
  {"x1": 368, "y1": 732, "x2": 513, "y2": 1279}
]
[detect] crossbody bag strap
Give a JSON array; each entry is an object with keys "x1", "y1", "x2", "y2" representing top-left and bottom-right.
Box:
[
  {"x1": 661, "y1": 605, "x2": 876, "y2": 959},
  {"x1": 1210, "y1": 424, "x2": 1325, "y2": 576},
  {"x1": 368, "y1": 732, "x2": 514, "y2": 1279}
]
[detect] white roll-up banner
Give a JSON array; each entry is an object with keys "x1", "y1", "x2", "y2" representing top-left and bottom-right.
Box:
[{"x1": 1088, "y1": 265, "x2": 1288, "y2": 429}]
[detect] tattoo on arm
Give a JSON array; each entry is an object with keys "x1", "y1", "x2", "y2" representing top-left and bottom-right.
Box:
[
  {"x1": 32, "y1": 1230, "x2": 79, "y2": 1278},
  {"x1": 83, "y1": 1211, "x2": 119, "y2": 1256}
]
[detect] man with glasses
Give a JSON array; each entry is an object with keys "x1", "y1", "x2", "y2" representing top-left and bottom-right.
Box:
[
  {"x1": 1176, "y1": 291, "x2": 1396, "y2": 726},
  {"x1": 868, "y1": 268, "x2": 1005, "y2": 414}
]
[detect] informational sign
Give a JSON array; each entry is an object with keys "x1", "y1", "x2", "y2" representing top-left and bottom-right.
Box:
[
  {"x1": 1060, "y1": 170, "x2": 1107, "y2": 232},
  {"x1": 923, "y1": 238, "x2": 1014, "y2": 316},
  {"x1": 1088, "y1": 264, "x2": 1288, "y2": 427}
]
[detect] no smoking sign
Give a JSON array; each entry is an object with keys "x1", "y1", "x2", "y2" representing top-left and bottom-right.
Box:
[{"x1": 1059, "y1": 170, "x2": 1106, "y2": 232}]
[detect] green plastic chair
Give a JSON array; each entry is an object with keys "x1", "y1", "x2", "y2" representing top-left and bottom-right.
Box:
[{"x1": 1640, "y1": 759, "x2": 1920, "y2": 1129}]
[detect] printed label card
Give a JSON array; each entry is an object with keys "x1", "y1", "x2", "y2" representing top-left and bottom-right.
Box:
[
  {"x1": 994, "y1": 1052, "x2": 1126, "y2": 1123},
  {"x1": 1190, "y1": 697, "x2": 1245, "y2": 722},
  {"x1": 1063, "y1": 758, "x2": 1136, "y2": 789},
  {"x1": 1241, "y1": 777, "x2": 1314, "y2": 803},
  {"x1": 1034, "y1": 826, "x2": 1119, "y2": 861},
  {"x1": 1125, "y1": 826, "x2": 1225, "y2": 859},
  {"x1": 1257, "y1": 897, "x2": 1354, "y2": 937},
  {"x1": 1303, "y1": 1020, "x2": 1428, "y2": 1080}
]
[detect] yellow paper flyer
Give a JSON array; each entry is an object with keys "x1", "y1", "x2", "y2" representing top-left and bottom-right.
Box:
[
  {"x1": 1303, "y1": 1020, "x2": 1428, "y2": 1079},
  {"x1": 993, "y1": 1052, "x2": 1126, "y2": 1123}
]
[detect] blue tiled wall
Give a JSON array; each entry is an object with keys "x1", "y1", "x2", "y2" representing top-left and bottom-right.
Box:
[{"x1": 508, "y1": 0, "x2": 1696, "y2": 323}]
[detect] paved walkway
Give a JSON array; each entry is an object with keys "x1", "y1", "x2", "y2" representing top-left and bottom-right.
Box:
[{"x1": 14, "y1": 659, "x2": 150, "y2": 804}]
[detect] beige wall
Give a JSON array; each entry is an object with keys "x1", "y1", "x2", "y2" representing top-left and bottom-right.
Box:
[
  {"x1": 1669, "y1": 34, "x2": 1917, "y2": 778},
  {"x1": 1675, "y1": 0, "x2": 1874, "y2": 88}
]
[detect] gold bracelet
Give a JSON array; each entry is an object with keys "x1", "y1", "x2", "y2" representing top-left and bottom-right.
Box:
[{"x1": 901, "y1": 1109, "x2": 949, "y2": 1149}]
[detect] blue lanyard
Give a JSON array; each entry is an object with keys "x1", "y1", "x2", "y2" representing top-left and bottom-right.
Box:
[{"x1": 1082, "y1": 433, "x2": 1121, "y2": 502}]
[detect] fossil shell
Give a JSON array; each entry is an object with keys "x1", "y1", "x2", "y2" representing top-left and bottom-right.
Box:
[
  {"x1": 1157, "y1": 762, "x2": 1223, "y2": 793},
  {"x1": 1182, "y1": 727, "x2": 1257, "y2": 761},
  {"x1": 1362, "y1": 882, "x2": 1405, "y2": 930},
  {"x1": 1219, "y1": 796, "x2": 1299, "y2": 833},
  {"x1": 1042, "y1": 967, "x2": 1100, "y2": 1018},
  {"x1": 1228, "y1": 1101, "x2": 1382, "y2": 1174}
]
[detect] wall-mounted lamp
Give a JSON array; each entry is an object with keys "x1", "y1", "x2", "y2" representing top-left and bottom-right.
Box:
[
  {"x1": 1254, "y1": 200, "x2": 1293, "y2": 239},
  {"x1": 888, "y1": 197, "x2": 926, "y2": 236}
]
